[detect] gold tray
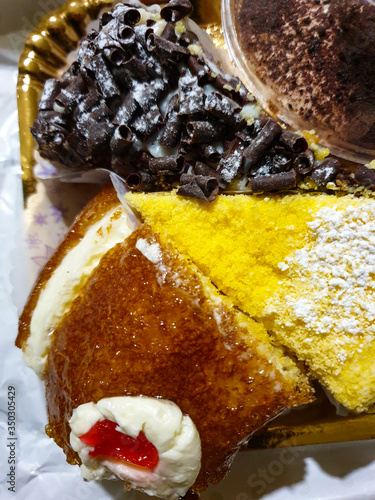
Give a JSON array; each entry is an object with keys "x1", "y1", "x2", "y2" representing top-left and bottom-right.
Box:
[{"x1": 17, "y1": 0, "x2": 375, "y2": 449}]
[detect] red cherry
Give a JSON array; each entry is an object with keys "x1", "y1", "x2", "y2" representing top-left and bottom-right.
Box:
[{"x1": 79, "y1": 419, "x2": 159, "y2": 470}]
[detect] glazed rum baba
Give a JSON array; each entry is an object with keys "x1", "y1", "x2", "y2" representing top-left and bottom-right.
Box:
[{"x1": 17, "y1": 183, "x2": 313, "y2": 498}]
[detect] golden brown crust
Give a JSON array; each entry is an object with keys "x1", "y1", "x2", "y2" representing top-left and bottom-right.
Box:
[
  {"x1": 44, "y1": 224, "x2": 313, "y2": 492},
  {"x1": 16, "y1": 182, "x2": 121, "y2": 349}
]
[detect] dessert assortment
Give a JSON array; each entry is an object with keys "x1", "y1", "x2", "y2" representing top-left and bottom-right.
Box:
[{"x1": 16, "y1": 0, "x2": 375, "y2": 498}]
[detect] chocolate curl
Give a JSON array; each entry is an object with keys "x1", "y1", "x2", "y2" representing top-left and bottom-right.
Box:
[
  {"x1": 354, "y1": 165, "x2": 375, "y2": 188},
  {"x1": 309, "y1": 158, "x2": 340, "y2": 186},
  {"x1": 159, "y1": 95, "x2": 182, "y2": 148},
  {"x1": 87, "y1": 30, "x2": 99, "y2": 42},
  {"x1": 132, "y1": 80, "x2": 166, "y2": 113},
  {"x1": 102, "y1": 18, "x2": 121, "y2": 40},
  {"x1": 186, "y1": 121, "x2": 225, "y2": 144},
  {"x1": 253, "y1": 117, "x2": 269, "y2": 135},
  {"x1": 235, "y1": 128, "x2": 254, "y2": 144},
  {"x1": 131, "y1": 104, "x2": 164, "y2": 139},
  {"x1": 210, "y1": 74, "x2": 248, "y2": 105},
  {"x1": 279, "y1": 130, "x2": 308, "y2": 153},
  {"x1": 160, "y1": 22, "x2": 177, "y2": 43},
  {"x1": 111, "y1": 64, "x2": 133, "y2": 89},
  {"x1": 149, "y1": 154, "x2": 184, "y2": 174},
  {"x1": 99, "y1": 11, "x2": 113, "y2": 28},
  {"x1": 124, "y1": 54, "x2": 150, "y2": 80},
  {"x1": 110, "y1": 124, "x2": 135, "y2": 156},
  {"x1": 33, "y1": 110, "x2": 68, "y2": 131},
  {"x1": 134, "y1": 24, "x2": 155, "y2": 50},
  {"x1": 76, "y1": 100, "x2": 113, "y2": 140},
  {"x1": 73, "y1": 90, "x2": 101, "y2": 120},
  {"x1": 111, "y1": 157, "x2": 137, "y2": 178},
  {"x1": 293, "y1": 150, "x2": 314, "y2": 175},
  {"x1": 272, "y1": 153, "x2": 293, "y2": 172},
  {"x1": 188, "y1": 56, "x2": 209, "y2": 83},
  {"x1": 199, "y1": 144, "x2": 222, "y2": 164},
  {"x1": 95, "y1": 29, "x2": 122, "y2": 50},
  {"x1": 178, "y1": 173, "x2": 219, "y2": 202},
  {"x1": 218, "y1": 138, "x2": 244, "y2": 183},
  {"x1": 89, "y1": 100, "x2": 114, "y2": 123},
  {"x1": 205, "y1": 92, "x2": 242, "y2": 127},
  {"x1": 112, "y1": 4, "x2": 141, "y2": 26},
  {"x1": 178, "y1": 134, "x2": 191, "y2": 156},
  {"x1": 211, "y1": 73, "x2": 234, "y2": 96},
  {"x1": 31, "y1": 111, "x2": 68, "y2": 148},
  {"x1": 251, "y1": 155, "x2": 274, "y2": 176},
  {"x1": 87, "y1": 122, "x2": 114, "y2": 152},
  {"x1": 179, "y1": 30, "x2": 199, "y2": 47},
  {"x1": 115, "y1": 93, "x2": 140, "y2": 124},
  {"x1": 77, "y1": 39, "x2": 98, "y2": 70},
  {"x1": 31, "y1": 113, "x2": 81, "y2": 167},
  {"x1": 134, "y1": 27, "x2": 165, "y2": 79},
  {"x1": 193, "y1": 161, "x2": 222, "y2": 181},
  {"x1": 178, "y1": 77, "x2": 206, "y2": 116},
  {"x1": 336, "y1": 169, "x2": 358, "y2": 189},
  {"x1": 126, "y1": 171, "x2": 155, "y2": 191},
  {"x1": 39, "y1": 79, "x2": 62, "y2": 111},
  {"x1": 249, "y1": 170, "x2": 297, "y2": 193},
  {"x1": 150, "y1": 34, "x2": 190, "y2": 62},
  {"x1": 103, "y1": 46, "x2": 127, "y2": 66},
  {"x1": 118, "y1": 25, "x2": 136, "y2": 46},
  {"x1": 160, "y1": 0, "x2": 193, "y2": 22},
  {"x1": 55, "y1": 72, "x2": 87, "y2": 111},
  {"x1": 243, "y1": 119, "x2": 282, "y2": 166},
  {"x1": 233, "y1": 81, "x2": 252, "y2": 106},
  {"x1": 91, "y1": 53, "x2": 120, "y2": 100}
]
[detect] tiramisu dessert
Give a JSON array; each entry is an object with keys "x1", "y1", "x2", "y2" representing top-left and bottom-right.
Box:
[
  {"x1": 230, "y1": 0, "x2": 375, "y2": 161},
  {"x1": 17, "y1": 183, "x2": 313, "y2": 498}
]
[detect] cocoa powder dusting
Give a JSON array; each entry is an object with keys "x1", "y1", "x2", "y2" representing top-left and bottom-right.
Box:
[{"x1": 234, "y1": 0, "x2": 375, "y2": 147}]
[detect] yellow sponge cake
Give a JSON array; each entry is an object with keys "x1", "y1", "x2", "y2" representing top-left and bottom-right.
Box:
[{"x1": 127, "y1": 191, "x2": 375, "y2": 413}]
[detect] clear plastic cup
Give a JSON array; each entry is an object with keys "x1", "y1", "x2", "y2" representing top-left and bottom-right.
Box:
[{"x1": 222, "y1": 0, "x2": 375, "y2": 163}]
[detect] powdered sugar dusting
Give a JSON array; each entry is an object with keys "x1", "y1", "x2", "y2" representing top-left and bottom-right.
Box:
[
  {"x1": 136, "y1": 237, "x2": 162, "y2": 264},
  {"x1": 273, "y1": 201, "x2": 375, "y2": 363}
]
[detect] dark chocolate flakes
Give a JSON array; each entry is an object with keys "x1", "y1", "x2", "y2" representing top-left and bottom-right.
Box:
[{"x1": 32, "y1": 0, "x2": 368, "y2": 201}]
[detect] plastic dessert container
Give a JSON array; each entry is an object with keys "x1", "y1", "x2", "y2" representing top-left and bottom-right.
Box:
[{"x1": 222, "y1": 0, "x2": 375, "y2": 164}]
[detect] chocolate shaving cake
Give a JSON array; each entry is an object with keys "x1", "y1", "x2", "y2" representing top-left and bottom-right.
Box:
[{"x1": 31, "y1": 0, "x2": 375, "y2": 200}]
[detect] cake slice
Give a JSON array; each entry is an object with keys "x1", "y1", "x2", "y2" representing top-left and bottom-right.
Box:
[
  {"x1": 127, "y1": 190, "x2": 375, "y2": 413},
  {"x1": 17, "y1": 185, "x2": 313, "y2": 498}
]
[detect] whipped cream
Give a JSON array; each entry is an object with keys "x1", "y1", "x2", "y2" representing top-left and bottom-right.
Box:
[
  {"x1": 25, "y1": 204, "x2": 134, "y2": 375},
  {"x1": 70, "y1": 396, "x2": 201, "y2": 499}
]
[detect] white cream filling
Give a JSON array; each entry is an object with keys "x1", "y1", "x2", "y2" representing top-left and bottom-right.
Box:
[
  {"x1": 25, "y1": 204, "x2": 134, "y2": 376},
  {"x1": 69, "y1": 397, "x2": 201, "y2": 499}
]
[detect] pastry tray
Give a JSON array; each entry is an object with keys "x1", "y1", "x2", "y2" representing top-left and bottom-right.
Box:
[{"x1": 16, "y1": 0, "x2": 375, "y2": 449}]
